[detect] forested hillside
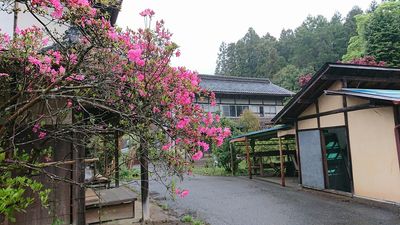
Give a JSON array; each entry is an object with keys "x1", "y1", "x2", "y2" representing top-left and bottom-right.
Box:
[{"x1": 215, "y1": 0, "x2": 400, "y2": 92}]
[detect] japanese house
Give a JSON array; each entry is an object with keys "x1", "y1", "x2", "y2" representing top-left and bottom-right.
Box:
[
  {"x1": 197, "y1": 74, "x2": 293, "y2": 126},
  {"x1": 273, "y1": 63, "x2": 400, "y2": 204}
]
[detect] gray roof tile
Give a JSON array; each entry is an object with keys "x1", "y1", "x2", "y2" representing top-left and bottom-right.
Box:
[{"x1": 198, "y1": 74, "x2": 293, "y2": 96}]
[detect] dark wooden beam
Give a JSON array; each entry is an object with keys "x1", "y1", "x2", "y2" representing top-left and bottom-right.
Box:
[
  {"x1": 322, "y1": 75, "x2": 400, "y2": 83},
  {"x1": 297, "y1": 103, "x2": 379, "y2": 121},
  {"x1": 297, "y1": 99, "x2": 314, "y2": 104}
]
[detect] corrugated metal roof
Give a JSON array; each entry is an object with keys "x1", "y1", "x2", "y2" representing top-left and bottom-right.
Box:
[
  {"x1": 199, "y1": 74, "x2": 293, "y2": 96},
  {"x1": 325, "y1": 88, "x2": 400, "y2": 102},
  {"x1": 229, "y1": 124, "x2": 292, "y2": 142}
]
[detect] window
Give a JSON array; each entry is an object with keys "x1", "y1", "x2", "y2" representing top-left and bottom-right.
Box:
[
  {"x1": 236, "y1": 106, "x2": 249, "y2": 117},
  {"x1": 264, "y1": 106, "x2": 277, "y2": 117},
  {"x1": 222, "y1": 106, "x2": 230, "y2": 117},
  {"x1": 229, "y1": 106, "x2": 236, "y2": 117},
  {"x1": 221, "y1": 105, "x2": 250, "y2": 117},
  {"x1": 259, "y1": 106, "x2": 264, "y2": 117}
]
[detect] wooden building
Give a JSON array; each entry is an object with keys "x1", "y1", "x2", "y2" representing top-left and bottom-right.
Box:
[
  {"x1": 273, "y1": 63, "x2": 400, "y2": 204},
  {"x1": 197, "y1": 75, "x2": 293, "y2": 127}
]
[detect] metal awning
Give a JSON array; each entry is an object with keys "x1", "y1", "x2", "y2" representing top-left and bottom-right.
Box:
[
  {"x1": 325, "y1": 88, "x2": 400, "y2": 104},
  {"x1": 229, "y1": 124, "x2": 292, "y2": 143}
]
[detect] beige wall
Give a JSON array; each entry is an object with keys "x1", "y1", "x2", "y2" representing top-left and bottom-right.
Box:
[
  {"x1": 298, "y1": 118, "x2": 318, "y2": 130},
  {"x1": 318, "y1": 81, "x2": 343, "y2": 113},
  {"x1": 320, "y1": 113, "x2": 345, "y2": 128},
  {"x1": 348, "y1": 102, "x2": 400, "y2": 203},
  {"x1": 300, "y1": 103, "x2": 316, "y2": 117}
]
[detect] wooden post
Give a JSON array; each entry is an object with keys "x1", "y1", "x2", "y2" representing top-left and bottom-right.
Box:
[
  {"x1": 230, "y1": 143, "x2": 234, "y2": 176},
  {"x1": 250, "y1": 139, "x2": 256, "y2": 175},
  {"x1": 72, "y1": 109, "x2": 85, "y2": 225},
  {"x1": 114, "y1": 131, "x2": 120, "y2": 187},
  {"x1": 139, "y1": 141, "x2": 150, "y2": 221},
  {"x1": 279, "y1": 137, "x2": 285, "y2": 187},
  {"x1": 245, "y1": 138, "x2": 252, "y2": 179}
]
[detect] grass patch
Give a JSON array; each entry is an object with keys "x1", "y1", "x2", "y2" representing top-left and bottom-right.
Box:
[
  {"x1": 181, "y1": 215, "x2": 193, "y2": 223},
  {"x1": 192, "y1": 219, "x2": 205, "y2": 225},
  {"x1": 192, "y1": 166, "x2": 230, "y2": 176},
  {"x1": 160, "y1": 203, "x2": 169, "y2": 210}
]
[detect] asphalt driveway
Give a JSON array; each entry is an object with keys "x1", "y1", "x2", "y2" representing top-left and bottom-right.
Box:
[{"x1": 147, "y1": 175, "x2": 400, "y2": 225}]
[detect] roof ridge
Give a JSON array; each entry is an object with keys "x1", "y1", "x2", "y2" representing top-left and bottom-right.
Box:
[{"x1": 198, "y1": 74, "x2": 271, "y2": 83}]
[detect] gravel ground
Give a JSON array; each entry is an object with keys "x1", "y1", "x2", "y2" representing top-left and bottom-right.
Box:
[{"x1": 133, "y1": 175, "x2": 400, "y2": 225}]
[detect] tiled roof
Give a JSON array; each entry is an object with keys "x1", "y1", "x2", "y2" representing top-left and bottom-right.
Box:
[{"x1": 198, "y1": 74, "x2": 293, "y2": 96}]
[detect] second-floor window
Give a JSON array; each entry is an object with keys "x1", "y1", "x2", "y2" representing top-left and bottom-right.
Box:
[{"x1": 221, "y1": 105, "x2": 249, "y2": 117}]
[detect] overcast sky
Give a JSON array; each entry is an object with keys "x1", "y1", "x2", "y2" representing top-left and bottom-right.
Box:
[{"x1": 117, "y1": 0, "x2": 373, "y2": 74}]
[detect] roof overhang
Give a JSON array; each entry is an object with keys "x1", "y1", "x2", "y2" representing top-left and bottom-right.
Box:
[
  {"x1": 229, "y1": 125, "x2": 292, "y2": 143},
  {"x1": 272, "y1": 63, "x2": 400, "y2": 124},
  {"x1": 325, "y1": 88, "x2": 400, "y2": 104}
]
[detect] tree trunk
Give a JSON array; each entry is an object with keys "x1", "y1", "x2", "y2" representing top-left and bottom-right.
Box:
[
  {"x1": 139, "y1": 142, "x2": 150, "y2": 221},
  {"x1": 72, "y1": 109, "x2": 85, "y2": 225}
]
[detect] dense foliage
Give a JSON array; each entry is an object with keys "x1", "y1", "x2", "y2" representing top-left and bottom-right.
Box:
[
  {"x1": 343, "y1": 0, "x2": 400, "y2": 66},
  {"x1": 216, "y1": 1, "x2": 400, "y2": 91},
  {"x1": 215, "y1": 6, "x2": 364, "y2": 91}
]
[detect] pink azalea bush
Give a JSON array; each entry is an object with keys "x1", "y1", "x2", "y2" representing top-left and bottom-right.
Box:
[{"x1": 0, "y1": 0, "x2": 230, "y2": 218}]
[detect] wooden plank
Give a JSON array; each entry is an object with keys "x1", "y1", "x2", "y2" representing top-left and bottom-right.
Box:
[
  {"x1": 86, "y1": 202, "x2": 135, "y2": 224},
  {"x1": 86, "y1": 187, "x2": 137, "y2": 207},
  {"x1": 39, "y1": 158, "x2": 99, "y2": 167}
]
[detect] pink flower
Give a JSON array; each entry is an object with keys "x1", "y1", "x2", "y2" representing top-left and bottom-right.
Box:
[
  {"x1": 32, "y1": 123, "x2": 40, "y2": 133},
  {"x1": 108, "y1": 30, "x2": 118, "y2": 41},
  {"x1": 59, "y1": 66, "x2": 65, "y2": 75},
  {"x1": 137, "y1": 73, "x2": 145, "y2": 81},
  {"x1": 127, "y1": 48, "x2": 144, "y2": 66},
  {"x1": 162, "y1": 143, "x2": 172, "y2": 151},
  {"x1": 175, "y1": 50, "x2": 181, "y2": 57},
  {"x1": 74, "y1": 74, "x2": 85, "y2": 81},
  {"x1": 49, "y1": 0, "x2": 63, "y2": 19},
  {"x1": 52, "y1": 51, "x2": 62, "y2": 64},
  {"x1": 180, "y1": 189, "x2": 189, "y2": 198},
  {"x1": 175, "y1": 188, "x2": 189, "y2": 198},
  {"x1": 192, "y1": 151, "x2": 203, "y2": 161},
  {"x1": 197, "y1": 141, "x2": 209, "y2": 151},
  {"x1": 216, "y1": 137, "x2": 224, "y2": 147},
  {"x1": 215, "y1": 114, "x2": 220, "y2": 123},
  {"x1": 0, "y1": 73, "x2": 9, "y2": 77},
  {"x1": 139, "y1": 9, "x2": 155, "y2": 17},
  {"x1": 67, "y1": 99, "x2": 73, "y2": 108},
  {"x1": 223, "y1": 127, "x2": 231, "y2": 137},
  {"x1": 42, "y1": 37, "x2": 49, "y2": 45},
  {"x1": 28, "y1": 56, "x2": 41, "y2": 66},
  {"x1": 177, "y1": 117, "x2": 190, "y2": 129},
  {"x1": 38, "y1": 131, "x2": 47, "y2": 139}
]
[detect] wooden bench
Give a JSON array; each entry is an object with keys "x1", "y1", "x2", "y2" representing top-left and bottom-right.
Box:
[{"x1": 86, "y1": 186, "x2": 137, "y2": 224}]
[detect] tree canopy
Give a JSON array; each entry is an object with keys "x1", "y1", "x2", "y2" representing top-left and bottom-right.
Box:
[
  {"x1": 215, "y1": 6, "x2": 364, "y2": 91},
  {"x1": 343, "y1": 0, "x2": 400, "y2": 66}
]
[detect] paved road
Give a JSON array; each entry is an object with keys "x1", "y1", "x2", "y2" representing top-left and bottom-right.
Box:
[{"x1": 146, "y1": 175, "x2": 400, "y2": 225}]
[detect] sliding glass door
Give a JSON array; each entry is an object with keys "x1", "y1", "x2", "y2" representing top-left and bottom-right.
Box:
[{"x1": 322, "y1": 127, "x2": 352, "y2": 193}]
